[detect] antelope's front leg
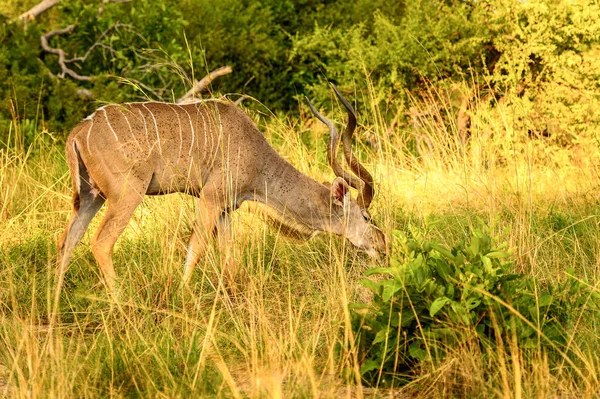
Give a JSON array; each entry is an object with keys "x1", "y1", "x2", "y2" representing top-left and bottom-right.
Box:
[
  {"x1": 182, "y1": 191, "x2": 227, "y2": 285},
  {"x1": 91, "y1": 195, "x2": 144, "y2": 292},
  {"x1": 89, "y1": 175, "x2": 148, "y2": 292}
]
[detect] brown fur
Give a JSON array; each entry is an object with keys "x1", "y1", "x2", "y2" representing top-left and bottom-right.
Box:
[{"x1": 57, "y1": 99, "x2": 386, "y2": 289}]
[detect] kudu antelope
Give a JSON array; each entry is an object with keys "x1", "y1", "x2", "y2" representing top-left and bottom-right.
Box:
[{"x1": 57, "y1": 85, "x2": 386, "y2": 289}]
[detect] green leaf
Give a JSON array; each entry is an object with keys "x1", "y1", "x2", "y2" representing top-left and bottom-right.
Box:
[
  {"x1": 382, "y1": 280, "x2": 403, "y2": 302},
  {"x1": 434, "y1": 261, "x2": 454, "y2": 283},
  {"x1": 431, "y1": 243, "x2": 455, "y2": 261},
  {"x1": 466, "y1": 298, "x2": 481, "y2": 310},
  {"x1": 538, "y1": 293, "x2": 553, "y2": 307},
  {"x1": 400, "y1": 310, "x2": 416, "y2": 327},
  {"x1": 430, "y1": 297, "x2": 451, "y2": 317},
  {"x1": 360, "y1": 359, "x2": 381, "y2": 375},
  {"x1": 454, "y1": 252, "x2": 465, "y2": 267},
  {"x1": 469, "y1": 236, "x2": 480, "y2": 255},
  {"x1": 372, "y1": 329, "x2": 389, "y2": 345},
  {"x1": 359, "y1": 279, "x2": 380, "y2": 292},
  {"x1": 446, "y1": 283, "x2": 455, "y2": 298},
  {"x1": 409, "y1": 342, "x2": 427, "y2": 361},
  {"x1": 486, "y1": 250, "x2": 511, "y2": 259},
  {"x1": 365, "y1": 267, "x2": 397, "y2": 277},
  {"x1": 450, "y1": 302, "x2": 469, "y2": 325},
  {"x1": 481, "y1": 255, "x2": 493, "y2": 274}
]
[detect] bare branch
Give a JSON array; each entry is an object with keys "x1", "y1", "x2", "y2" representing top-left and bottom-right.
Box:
[
  {"x1": 40, "y1": 25, "x2": 93, "y2": 81},
  {"x1": 234, "y1": 95, "x2": 249, "y2": 106},
  {"x1": 177, "y1": 66, "x2": 233, "y2": 104},
  {"x1": 76, "y1": 88, "x2": 94, "y2": 99},
  {"x1": 18, "y1": 0, "x2": 62, "y2": 22},
  {"x1": 65, "y1": 23, "x2": 130, "y2": 64},
  {"x1": 41, "y1": 23, "x2": 133, "y2": 83}
]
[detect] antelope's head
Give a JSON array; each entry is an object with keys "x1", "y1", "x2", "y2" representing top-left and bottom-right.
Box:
[{"x1": 306, "y1": 84, "x2": 386, "y2": 258}]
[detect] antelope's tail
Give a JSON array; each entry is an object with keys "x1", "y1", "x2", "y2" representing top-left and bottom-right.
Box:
[{"x1": 65, "y1": 120, "x2": 92, "y2": 212}]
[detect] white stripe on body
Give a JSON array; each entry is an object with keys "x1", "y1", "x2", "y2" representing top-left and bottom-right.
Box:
[
  {"x1": 72, "y1": 140, "x2": 81, "y2": 194},
  {"x1": 180, "y1": 106, "x2": 195, "y2": 159},
  {"x1": 86, "y1": 119, "x2": 94, "y2": 150},
  {"x1": 197, "y1": 106, "x2": 208, "y2": 165},
  {"x1": 204, "y1": 104, "x2": 218, "y2": 167},
  {"x1": 103, "y1": 109, "x2": 119, "y2": 142},
  {"x1": 214, "y1": 104, "x2": 223, "y2": 163},
  {"x1": 121, "y1": 108, "x2": 143, "y2": 152},
  {"x1": 142, "y1": 103, "x2": 162, "y2": 156},
  {"x1": 199, "y1": 105, "x2": 213, "y2": 166},
  {"x1": 167, "y1": 104, "x2": 184, "y2": 161},
  {"x1": 136, "y1": 108, "x2": 151, "y2": 148}
]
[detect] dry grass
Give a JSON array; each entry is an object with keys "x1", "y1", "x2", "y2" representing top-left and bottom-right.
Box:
[{"x1": 1, "y1": 85, "x2": 599, "y2": 398}]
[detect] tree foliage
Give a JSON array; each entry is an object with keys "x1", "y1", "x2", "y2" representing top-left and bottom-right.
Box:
[{"x1": 1, "y1": 0, "x2": 599, "y2": 152}]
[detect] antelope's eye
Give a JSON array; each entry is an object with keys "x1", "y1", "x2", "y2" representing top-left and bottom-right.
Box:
[{"x1": 361, "y1": 211, "x2": 371, "y2": 222}]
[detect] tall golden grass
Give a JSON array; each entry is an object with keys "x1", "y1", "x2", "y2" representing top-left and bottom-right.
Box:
[{"x1": 1, "y1": 81, "x2": 599, "y2": 398}]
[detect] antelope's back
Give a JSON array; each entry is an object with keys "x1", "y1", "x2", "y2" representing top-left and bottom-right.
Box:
[
  {"x1": 68, "y1": 100, "x2": 274, "y2": 194},
  {"x1": 75, "y1": 101, "x2": 232, "y2": 162}
]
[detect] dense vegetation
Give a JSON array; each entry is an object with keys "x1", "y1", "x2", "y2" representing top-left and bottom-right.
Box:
[
  {"x1": 3, "y1": 0, "x2": 599, "y2": 150},
  {"x1": 1, "y1": 0, "x2": 600, "y2": 397}
]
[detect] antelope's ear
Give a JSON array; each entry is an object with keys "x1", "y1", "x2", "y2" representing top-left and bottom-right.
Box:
[{"x1": 331, "y1": 177, "x2": 350, "y2": 205}]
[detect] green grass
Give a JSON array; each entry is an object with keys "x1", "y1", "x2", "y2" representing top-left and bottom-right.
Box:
[{"x1": 1, "y1": 90, "x2": 600, "y2": 398}]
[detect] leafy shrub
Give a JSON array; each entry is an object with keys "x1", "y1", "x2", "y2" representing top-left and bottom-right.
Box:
[
  {"x1": 3, "y1": 0, "x2": 600, "y2": 165},
  {"x1": 350, "y1": 225, "x2": 598, "y2": 386},
  {"x1": 290, "y1": 1, "x2": 493, "y2": 110},
  {"x1": 485, "y1": 0, "x2": 600, "y2": 166}
]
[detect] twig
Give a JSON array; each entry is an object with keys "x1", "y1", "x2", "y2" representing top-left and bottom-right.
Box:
[
  {"x1": 41, "y1": 23, "x2": 132, "y2": 82},
  {"x1": 76, "y1": 88, "x2": 93, "y2": 99},
  {"x1": 40, "y1": 25, "x2": 92, "y2": 81},
  {"x1": 65, "y1": 23, "x2": 130, "y2": 64},
  {"x1": 177, "y1": 66, "x2": 232, "y2": 104},
  {"x1": 234, "y1": 95, "x2": 249, "y2": 106}
]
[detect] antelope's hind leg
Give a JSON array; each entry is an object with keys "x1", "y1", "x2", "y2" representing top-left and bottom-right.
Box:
[
  {"x1": 214, "y1": 211, "x2": 238, "y2": 286},
  {"x1": 57, "y1": 156, "x2": 106, "y2": 277}
]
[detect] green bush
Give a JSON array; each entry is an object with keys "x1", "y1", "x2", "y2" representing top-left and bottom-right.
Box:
[
  {"x1": 290, "y1": 0, "x2": 493, "y2": 110},
  {"x1": 3, "y1": 0, "x2": 600, "y2": 162},
  {"x1": 350, "y1": 225, "x2": 599, "y2": 386},
  {"x1": 480, "y1": 0, "x2": 600, "y2": 166}
]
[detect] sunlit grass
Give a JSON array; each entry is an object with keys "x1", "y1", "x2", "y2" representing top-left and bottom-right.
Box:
[{"x1": 1, "y1": 84, "x2": 600, "y2": 397}]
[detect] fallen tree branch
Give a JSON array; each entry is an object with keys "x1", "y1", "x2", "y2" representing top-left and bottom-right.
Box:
[
  {"x1": 177, "y1": 66, "x2": 232, "y2": 104},
  {"x1": 18, "y1": 0, "x2": 62, "y2": 22}
]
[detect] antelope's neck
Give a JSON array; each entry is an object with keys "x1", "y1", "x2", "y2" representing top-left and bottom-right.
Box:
[{"x1": 254, "y1": 151, "x2": 332, "y2": 234}]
